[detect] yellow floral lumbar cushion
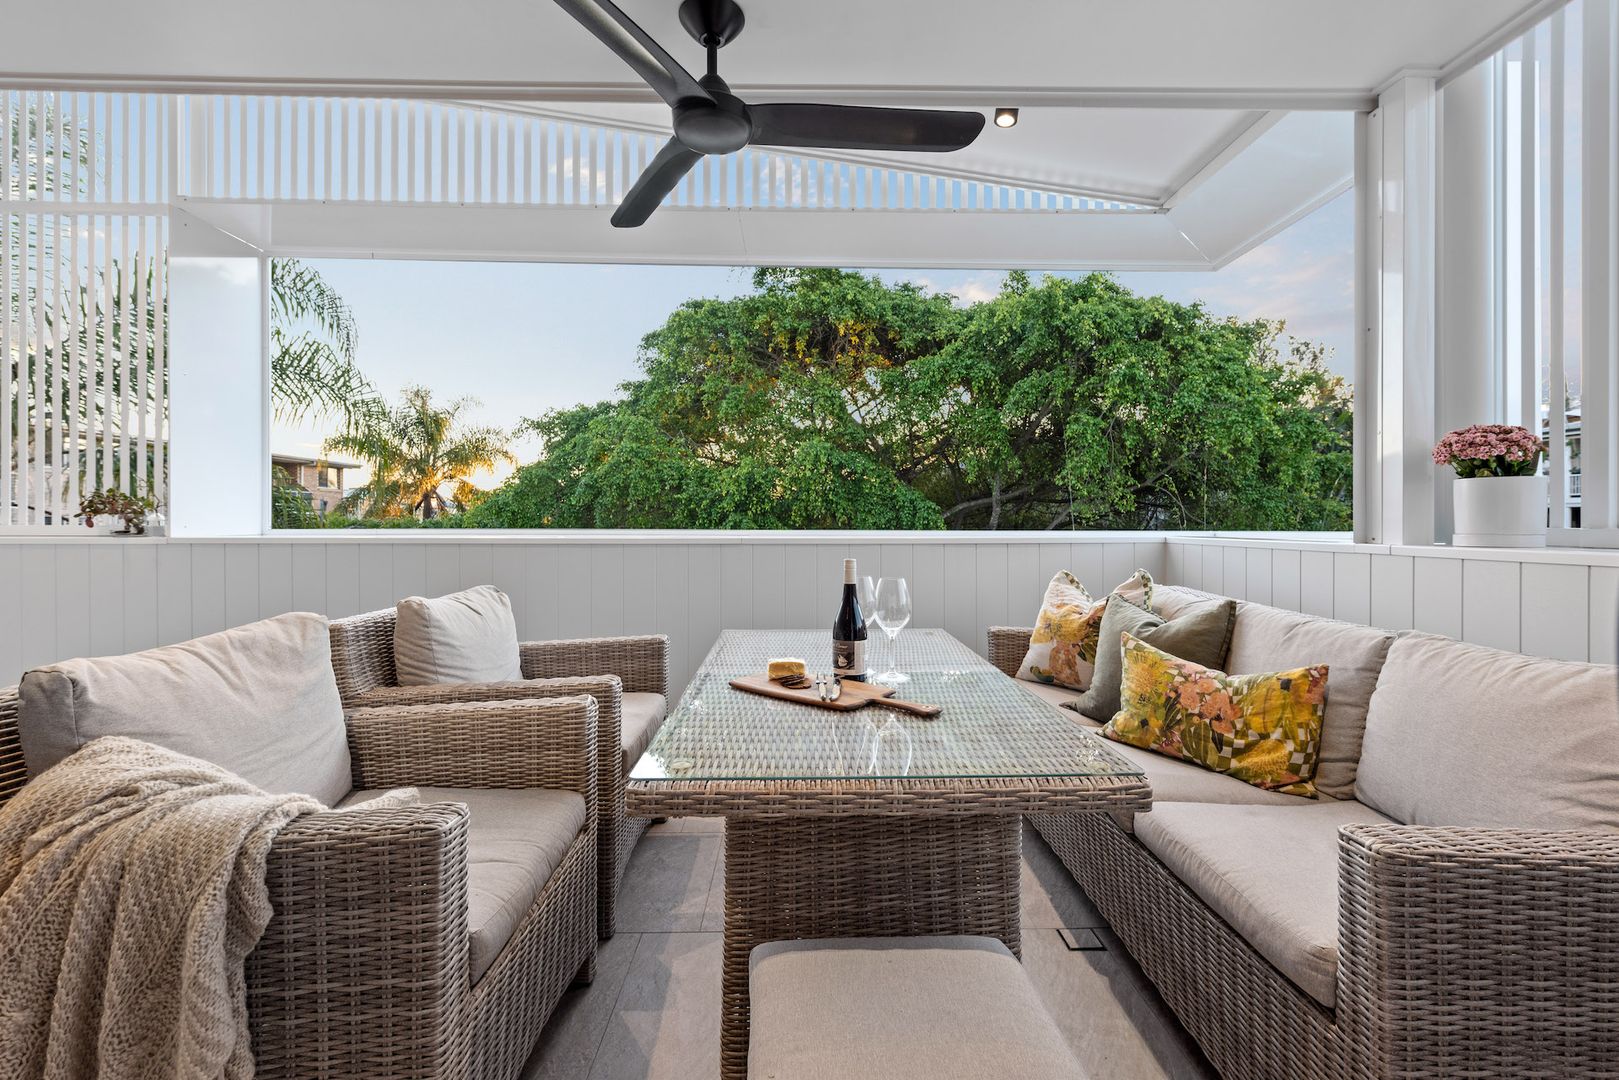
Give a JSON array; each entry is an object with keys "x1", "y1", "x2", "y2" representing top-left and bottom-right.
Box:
[
  {"x1": 1103, "y1": 633, "x2": 1328, "y2": 797},
  {"x1": 1016, "y1": 569, "x2": 1153, "y2": 691}
]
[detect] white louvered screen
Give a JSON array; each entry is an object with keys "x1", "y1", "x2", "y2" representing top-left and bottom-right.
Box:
[
  {"x1": 174, "y1": 96, "x2": 1142, "y2": 213},
  {"x1": 2, "y1": 91, "x2": 169, "y2": 530},
  {"x1": 1485, "y1": 0, "x2": 1618, "y2": 546}
]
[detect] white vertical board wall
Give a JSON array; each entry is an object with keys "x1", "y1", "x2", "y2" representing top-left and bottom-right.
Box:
[
  {"x1": 1166, "y1": 537, "x2": 1616, "y2": 665},
  {"x1": 0, "y1": 536, "x2": 1168, "y2": 694},
  {"x1": 5, "y1": 535, "x2": 1613, "y2": 694}
]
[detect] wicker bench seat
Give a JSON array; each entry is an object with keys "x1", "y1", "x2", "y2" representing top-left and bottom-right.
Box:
[
  {"x1": 747, "y1": 936, "x2": 1085, "y2": 1080},
  {"x1": 990, "y1": 584, "x2": 1619, "y2": 1080}
]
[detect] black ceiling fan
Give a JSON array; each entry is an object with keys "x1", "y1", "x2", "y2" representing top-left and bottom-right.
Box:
[{"x1": 552, "y1": 0, "x2": 987, "y2": 227}]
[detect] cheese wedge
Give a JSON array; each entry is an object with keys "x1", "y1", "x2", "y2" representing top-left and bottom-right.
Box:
[{"x1": 767, "y1": 657, "x2": 807, "y2": 681}]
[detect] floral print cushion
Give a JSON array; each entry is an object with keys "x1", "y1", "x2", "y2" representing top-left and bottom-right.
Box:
[
  {"x1": 1016, "y1": 569, "x2": 1153, "y2": 691},
  {"x1": 1103, "y1": 633, "x2": 1328, "y2": 797}
]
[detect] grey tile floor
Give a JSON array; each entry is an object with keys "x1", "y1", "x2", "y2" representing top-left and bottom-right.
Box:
[{"x1": 522, "y1": 817, "x2": 1217, "y2": 1080}]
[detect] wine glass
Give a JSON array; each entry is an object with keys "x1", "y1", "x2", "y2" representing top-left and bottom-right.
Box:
[
  {"x1": 862, "y1": 714, "x2": 913, "y2": 777},
  {"x1": 874, "y1": 577, "x2": 911, "y2": 685},
  {"x1": 859, "y1": 575, "x2": 882, "y2": 676}
]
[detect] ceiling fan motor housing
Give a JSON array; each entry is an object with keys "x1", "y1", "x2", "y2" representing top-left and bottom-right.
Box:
[{"x1": 674, "y1": 77, "x2": 752, "y2": 154}]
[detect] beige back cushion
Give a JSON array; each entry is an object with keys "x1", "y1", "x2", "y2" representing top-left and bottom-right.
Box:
[
  {"x1": 17, "y1": 612, "x2": 352, "y2": 806},
  {"x1": 1224, "y1": 602, "x2": 1394, "y2": 800},
  {"x1": 1150, "y1": 585, "x2": 1227, "y2": 620},
  {"x1": 394, "y1": 585, "x2": 524, "y2": 686},
  {"x1": 1357, "y1": 632, "x2": 1619, "y2": 830}
]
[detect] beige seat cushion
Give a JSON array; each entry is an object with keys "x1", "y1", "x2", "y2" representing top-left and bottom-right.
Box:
[
  {"x1": 1018, "y1": 680, "x2": 1087, "y2": 713},
  {"x1": 342, "y1": 785, "x2": 586, "y2": 982},
  {"x1": 394, "y1": 585, "x2": 523, "y2": 686},
  {"x1": 1357, "y1": 632, "x2": 1619, "y2": 830},
  {"x1": 17, "y1": 613, "x2": 352, "y2": 806},
  {"x1": 748, "y1": 936, "x2": 1085, "y2": 1080},
  {"x1": 1224, "y1": 602, "x2": 1394, "y2": 800},
  {"x1": 621, "y1": 692, "x2": 667, "y2": 773},
  {"x1": 1134, "y1": 799, "x2": 1394, "y2": 1008}
]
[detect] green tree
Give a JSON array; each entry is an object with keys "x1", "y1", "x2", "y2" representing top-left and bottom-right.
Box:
[
  {"x1": 326, "y1": 386, "x2": 514, "y2": 519},
  {"x1": 470, "y1": 268, "x2": 1351, "y2": 532}
]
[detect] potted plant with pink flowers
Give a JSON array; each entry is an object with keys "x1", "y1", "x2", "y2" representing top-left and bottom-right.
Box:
[{"x1": 1432, "y1": 424, "x2": 1548, "y2": 547}]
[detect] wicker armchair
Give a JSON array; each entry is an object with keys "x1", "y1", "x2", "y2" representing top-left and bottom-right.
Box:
[
  {"x1": 327, "y1": 608, "x2": 669, "y2": 939},
  {"x1": 988, "y1": 624, "x2": 1619, "y2": 1080},
  {"x1": 0, "y1": 682, "x2": 600, "y2": 1080}
]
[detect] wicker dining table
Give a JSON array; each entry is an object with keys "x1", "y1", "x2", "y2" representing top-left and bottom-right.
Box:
[{"x1": 626, "y1": 628, "x2": 1151, "y2": 1080}]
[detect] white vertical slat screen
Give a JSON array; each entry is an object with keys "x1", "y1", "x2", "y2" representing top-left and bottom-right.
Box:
[
  {"x1": 1480, "y1": 0, "x2": 1619, "y2": 546},
  {"x1": 3, "y1": 91, "x2": 169, "y2": 531},
  {"x1": 169, "y1": 96, "x2": 1138, "y2": 214}
]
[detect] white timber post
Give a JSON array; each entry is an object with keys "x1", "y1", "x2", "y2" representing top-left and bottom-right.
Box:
[
  {"x1": 1434, "y1": 63, "x2": 1495, "y2": 543},
  {"x1": 1361, "y1": 75, "x2": 1440, "y2": 546}
]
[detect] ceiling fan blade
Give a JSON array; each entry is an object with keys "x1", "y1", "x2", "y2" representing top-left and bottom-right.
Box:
[
  {"x1": 747, "y1": 103, "x2": 986, "y2": 152},
  {"x1": 611, "y1": 137, "x2": 703, "y2": 227},
  {"x1": 552, "y1": 0, "x2": 713, "y2": 108}
]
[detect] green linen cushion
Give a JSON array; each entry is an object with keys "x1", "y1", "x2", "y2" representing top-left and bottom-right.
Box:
[{"x1": 1069, "y1": 596, "x2": 1237, "y2": 722}]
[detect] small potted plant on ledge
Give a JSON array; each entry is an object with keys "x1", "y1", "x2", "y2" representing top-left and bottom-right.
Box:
[
  {"x1": 78, "y1": 487, "x2": 160, "y2": 536},
  {"x1": 1433, "y1": 424, "x2": 1548, "y2": 547}
]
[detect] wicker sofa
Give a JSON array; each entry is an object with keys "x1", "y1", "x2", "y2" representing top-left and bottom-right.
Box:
[
  {"x1": 990, "y1": 584, "x2": 1619, "y2": 1080},
  {"x1": 0, "y1": 616, "x2": 601, "y2": 1080},
  {"x1": 327, "y1": 608, "x2": 669, "y2": 940}
]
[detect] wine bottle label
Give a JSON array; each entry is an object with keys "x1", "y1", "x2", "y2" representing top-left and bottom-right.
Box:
[{"x1": 832, "y1": 639, "x2": 865, "y2": 677}]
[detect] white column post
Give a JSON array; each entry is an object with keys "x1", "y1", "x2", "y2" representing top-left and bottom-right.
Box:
[
  {"x1": 167, "y1": 207, "x2": 268, "y2": 537},
  {"x1": 1363, "y1": 75, "x2": 1440, "y2": 546},
  {"x1": 1434, "y1": 63, "x2": 1495, "y2": 543}
]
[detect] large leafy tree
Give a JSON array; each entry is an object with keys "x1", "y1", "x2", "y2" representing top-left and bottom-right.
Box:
[
  {"x1": 470, "y1": 268, "x2": 1351, "y2": 531},
  {"x1": 326, "y1": 386, "x2": 514, "y2": 519}
]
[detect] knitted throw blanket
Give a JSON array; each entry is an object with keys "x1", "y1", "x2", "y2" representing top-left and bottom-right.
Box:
[{"x1": 0, "y1": 736, "x2": 322, "y2": 1080}]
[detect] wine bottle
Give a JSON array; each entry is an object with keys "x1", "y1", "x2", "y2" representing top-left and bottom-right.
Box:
[{"x1": 832, "y1": 557, "x2": 868, "y2": 679}]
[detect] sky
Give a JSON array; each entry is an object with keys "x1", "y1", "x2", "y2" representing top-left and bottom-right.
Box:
[{"x1": 273, "y1": 188, "x2": 1354, "y2": 489}]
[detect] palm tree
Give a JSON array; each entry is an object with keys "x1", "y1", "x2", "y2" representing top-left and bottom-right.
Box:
[
  {"x1": 325, "y1": 386, "x2": 514, "y2": 519},
  {"x1": 270, "y1": 259, "x2": 379, "y2": 428}
]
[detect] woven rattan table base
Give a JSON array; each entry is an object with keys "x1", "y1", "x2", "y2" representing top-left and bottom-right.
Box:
[{"x1": 720, "y1": 814, "x2": 1022, "y2": 1080}]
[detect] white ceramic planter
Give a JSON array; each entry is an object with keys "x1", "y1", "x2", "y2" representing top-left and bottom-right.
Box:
[{"x1": 1452, "y1": 474, "x2": 1548, "y2": 547}]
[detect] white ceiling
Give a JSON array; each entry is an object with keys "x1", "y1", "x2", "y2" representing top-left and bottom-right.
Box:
[
  {"x1": 2, "y1": 0, "x2": 1548, "y2": 104},
  {"x1": 13, "y1": 0, "x2": 1551, "y2": 269}
]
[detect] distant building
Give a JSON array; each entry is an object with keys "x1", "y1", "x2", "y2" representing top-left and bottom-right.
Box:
[
  {"x1": 1540, "y1": 406, "x2": 1581, "y2": 528},
  {"x1": 271, "y1": 454, "x2": 358, "y2": 517}
]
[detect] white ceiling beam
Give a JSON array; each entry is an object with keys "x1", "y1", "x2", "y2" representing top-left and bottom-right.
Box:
[
  {"x1": 0, "y1": 72, "x2": 1379, "y2": 112},
  {"x1": 1163, "y1": 111, "x2": 1355, "y2": 268},
  {"x1": 176, "y1": 198, "x2": 1212, "y2": 271},
  {"x1": 1160, "y1": 111, "x2": 1286, "y2": 210}
]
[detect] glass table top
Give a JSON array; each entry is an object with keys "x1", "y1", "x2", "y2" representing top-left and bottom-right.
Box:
[{"x1": 630, "y1": 629, "x2": 1145, "y2": 783}]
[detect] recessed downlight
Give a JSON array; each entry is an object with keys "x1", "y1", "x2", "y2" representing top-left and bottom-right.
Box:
[{"x1": 994, "y1": 108, "x2": 1019, "y2": 128}]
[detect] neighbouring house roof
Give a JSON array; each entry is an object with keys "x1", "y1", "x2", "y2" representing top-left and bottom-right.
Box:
[{"x1": 271, "y1": 454, "x2": 360, "y2": 471}]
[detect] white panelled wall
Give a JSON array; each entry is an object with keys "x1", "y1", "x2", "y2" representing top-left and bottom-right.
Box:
[
  {"x1": 0, "y1": 535, "x2": 1167, "y2": 693},
  {"x1": 1165, "y1": 537, "x2": 1619, "y2": 664},
  {"x1": 2, "y1": 534, "x2": 1616, "y2": 694}
]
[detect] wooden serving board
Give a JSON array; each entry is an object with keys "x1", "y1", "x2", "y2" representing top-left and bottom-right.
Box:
[{"x1": 728, "y1": 675, "x2": 942, "y2": 718}]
